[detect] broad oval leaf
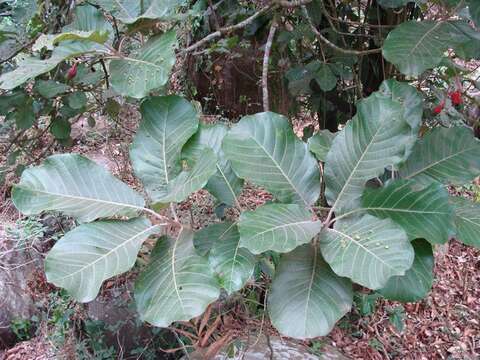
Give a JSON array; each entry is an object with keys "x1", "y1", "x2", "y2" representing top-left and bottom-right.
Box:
[
  {"x1": 154, "y1": 148, "x2": 217, "y2": 203},
  {"x1": 206, "y1": 222, "x2": 256, "y2": 294},
  {"x1": 12, "y1": 153, "x2": 145, "y2": 223},
  {"x1": 110, "y1": 31, "x2": 177, "y2": 98},
  {"x1": 377, "y1": 0, "x2": 410, "y2": 8},
  {"x1": 307, "y1": 130, "x2": 337, "y2": 162},
  {"x1": 268, "y1": 244, "x2": 352, "y2": 339},
  {"x1": 63, "y1": 4, "x2": 113, "y2": 34},
  {"x1": 324, "y1": 94, "x2": 414, "y2": 214},
  {"x1": 469, "y1": 0, "x2": 480, "y2": 27},
  {"x1": 383, "y1": 20, "x2": 478, "y2": 76},
  {"x1": 399, "y1": 127, "x2": 480, "y2": 186},
  {"x1": 45, "y1": 218, "x2": 159, "y2": 302},
  {"x1": 320, "y1": 214, "x2": 414, "y2": 289},
  {"x1": 92, "y1": 0, "x2": 185, "y2": 24},
  {"x1": 238, "y1": 203, "x2": 322, "y2": 254},
  {"x1": 135, "y1": 229, "x2": 221, "y2": 327},
  {"x1": 379, "y1": 239, "x2": 434, "y2": 302},
  {"x1": 182, "y1": 123, "x2": 243, "y2": 207},
  {"x1": 130, "y1": 95, "x2": 199, "y2": 203},
  {"x1": 361, "y1": 180, "x2": 454, "y2": 244},
  {"x1": 222, "y1": 112, "x2": 320, "y2": 206},
  {"x1": 450, "y1": 196, "x2": 480, "y2": 248}
]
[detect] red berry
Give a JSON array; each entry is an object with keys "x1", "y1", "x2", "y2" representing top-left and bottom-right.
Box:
[
  {"x1": 449, "y1": 90, "x2": 462, "y2": 105},
  {"x1": 433, "y1": 100, "x2": 445, "y2": 115},
  {"x1": 66, "y1": 63, "x2": 77, "y2": 80}
]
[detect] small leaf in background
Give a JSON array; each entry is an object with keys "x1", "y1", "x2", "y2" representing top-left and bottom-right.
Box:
[
  {"x1": 388, "y1": 305, "x2": 405, "y2": 333},
  {"x1": 105, "y1": 98, "x2": 121, "y2": 118},
  {"x1": 314, "y1": 63, "x2": 337, "y2": 92},
  {"x1": 87, "y1": 115, "x2": 96, "y2": 128},
  {"x1": 308, "y1": 130, "x2": 337, "y2": 162},
  {"x1": 450, "y1": 196, "x2": 480, "y2": 248},
  {"x1": 354, "y1": 292, "x2": 381, "y2": 316},
  {"x1": 34, "y1": 80, "x2": 70, "y2": 98},
  {"x1": 50, "y1": 118, "x2": 71, "y2": 139},
  {"x1": 15, "y1": 98, "x2": 35, "y2": 129},
  {"x1": 66, "y1": 92, "x2": 87, "y2": 109}
]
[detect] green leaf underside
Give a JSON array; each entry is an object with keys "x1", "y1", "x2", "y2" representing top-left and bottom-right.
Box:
[
  {"x1": 399, "y1": 127, "x2": 480, "y2": 186},
  {"x1": 207, "y1": 222, "x2": 256, "y2": 294},
  {"x1": 0, "y1": 41, "x2": 108, "y2": 90},
  {"x1": 223, "y1": 112, "x2": 320, "y2": 206},
  {"x1": 379, "y1": 239, "x2": 434, "y2": 302},
  {"x1": 324, "y1": 93, "x2": 414, "y2": 214},
  {"x1": 154, "y1": 148, "x2": 217, "y2": 203},
  {"x1": 130, "y1": 95, "x2": 199, "y2": 203},
  {"x1": 45, "y1": 218, "x2": 159, "y2": 302},
  {"x1": 383, "y1": 20, "x2": 480, "y2": 76},
  {"x1": 450, "y1": 196, "x2": 480, "y2": 248},
  {"x1": 109, "y1": 31, "x2": 177, "y2": 98},
  {"x1": 307, "y1": 130, "x2": 337, "y2": 162},
  {"x1": 134, "y1": 229, "x2": 220, "y2": 327},
  {"x1": 12, "y1": 154, "x2": 144, "y2": 223},
  {"x1": 238, "y1": 203, "x2": 322, "y2": 254},
  {"x1": 321, "y1": 214, "x2": 414, "y2": 290},
  {"x1": 361, "y1": 180, "x2": 454, "y2": 244},
  {"x1": 63, "y1": 4, "x2": 114, "y2": 35},
  {"x1": 182, "y1": 123, "x2": 243, "y2": 207},
  {"x1": 92, "y1": 0, "x2": 185, "y2": 24},
  {"x1": 268, "y1": 244, "x2": 352, "y2": 339}
]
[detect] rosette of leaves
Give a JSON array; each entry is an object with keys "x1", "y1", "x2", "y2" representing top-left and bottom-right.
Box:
[{"x1": 12, "y1": 81, "x2": 480, "y2": 339}]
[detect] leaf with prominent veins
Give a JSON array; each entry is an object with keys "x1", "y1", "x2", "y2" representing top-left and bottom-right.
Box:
[
  {"x1": 268, "y1": 243, "x2": 352, "y2": 339},
  {"x1": 320, "y1": 214, "x2": 414, "y2": 290},
  {"x1": 324, "y1": 93, "x2": 414, "y2": 215},
  {"x1": 12, "y1": 153, "x2": 145, "y2": 223},
  {"x1": 238, "y1": 203, "x2": 322, "y2": 254},
  {"x1": 223, "y1": 112, "x2": 320, "y2": 206},
  {"x1": 361, "y1": 180, "x2": 454, "y2": 244},
  {"x1": 45, "y1": 218, "x2": 160, "y2": 302},
  {"x1": 135, "y1": 229, "x2": 221, "y2": 327},
  {"x1": 450, "y1": 196, "x2": 480, "y2": 249},
  {"x1": 399, "y1": 127, "x2": 480, "y2": 186},
  {"x1": 130, "y1": 95, "x2": 199, "y2": 203},
  {"x1": 206, "y1": 222, "x2": 256, "y2": 294}
]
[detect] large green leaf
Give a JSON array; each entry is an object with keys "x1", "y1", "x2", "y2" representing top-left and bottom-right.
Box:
[
  {"x1": 153, "y1": 148, "x2": 217, "y2": 203},
  {"x1": 33, "y1": 80, "x2": 70, "y2": 98},
  {"x1": 361, "y1": 180, "x2": 454, "y2": 244},
  {"x1": 130, "y1": 96, "x2": 199, "y2": 203},
  {"x1": 450, "y1": 196, "x2": 480, "y2": 248},
  {"x1": 206, "y1": 222, "x2": 256, "y2": 294},
  {"x1": 383, "y1": 20, "x2": 479, "y2": 76},
  {"x1": 12, "y1": 154, "x2": 145, "y2": 223},
  {"x1": 324, "y1": 94, "x2": 414, "y2": 214},
  {"x1": 268, "y1": 244, "x2": 352, "y2": 339},
  {"x1": 45, "y1": 218, "x2": 159, "y2": 302},
  {"x1": 320, "y1": 214, "x2": 414, "y2": 289},
  {"x1": 307, "y1": 130, "x2": 337, "y2": 162},
  {"x1": 109, "y1": 31, "x2": 176, "y2": 98},
  {"x1": 134, "y1": 229, "x2": 220, "y2": 327},
  {"x1": 469, "y1": 0, "x2": 480, "y2": 27},
  {"x1": 0, "y1": 41, "x2": 108, "y2": 90},
  {"x1": 63, "y1": 4, "x2": 114, "y2": 34},
  {"x1": 92, "y1": 0, "x2": 185, "y2": 24},
  {"x1": 182, "y1": 124, "x2": 243, "y2": 207},
  {"x1": 238, "y1": 203, "x2": 321, "y2": 254},
  {"x1": 222, "y1": 112, "x2": 320, "y2": 206},
  {"x1": 399, "y1": 127, "x2": 480, "y2": 186},
  {"x1": 379, "y1": 239, "x2": 434, "y2": 302}
]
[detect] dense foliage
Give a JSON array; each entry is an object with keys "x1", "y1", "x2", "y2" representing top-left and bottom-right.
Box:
[{"x1": 2, "y1": 0, "x2": 480, "y2": 341}]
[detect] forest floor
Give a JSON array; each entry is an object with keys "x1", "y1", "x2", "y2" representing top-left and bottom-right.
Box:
[{"x1": 0, "y1": 107, "x2": 479, "y2": 360}]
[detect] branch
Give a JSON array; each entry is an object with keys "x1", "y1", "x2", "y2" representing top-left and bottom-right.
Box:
[
  {"x1": 302, "y1": 6, "x2": 382, "y2": 56},
  {"x1": 182, "y1": 4, "x2": 275, "y2": 53},
  {"x1": 262, "y1": 19, "x2": 278, "y2": 112}
]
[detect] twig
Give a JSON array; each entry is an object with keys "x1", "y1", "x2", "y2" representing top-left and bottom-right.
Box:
[
  {"x1": 182, "y1": 4, "x2": 275, "y2": 53},
  {"x1": 262, "y1": 19, "x2": 278, "y2": 112},
  {"x1": 99, "y1": 58, "x2": 109, "y2": 88},
  {"x1": 302, "y1": 6, "x2": 382, "y2": 55}
]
